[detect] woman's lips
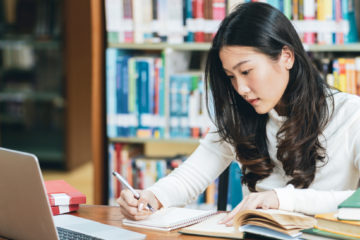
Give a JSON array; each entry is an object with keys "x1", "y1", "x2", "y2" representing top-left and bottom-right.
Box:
[{"x1": 248, "y1": 98, "x2": 260, "y2": 105}]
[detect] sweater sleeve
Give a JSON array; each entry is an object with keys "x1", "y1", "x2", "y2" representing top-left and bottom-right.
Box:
[
  {"x1": 147, "y1": 126, "x2": 235, "y2": 208},
  {"x1": 274, "y1": 129, "x2": 359, "y2": 215},
  {"x1": 274, "y1": 186, "x2": 354, "y2": 215}
]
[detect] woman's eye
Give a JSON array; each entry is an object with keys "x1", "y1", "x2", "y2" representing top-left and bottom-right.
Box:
[
  {"x1": 227, "y1": 75, "x2": 235, "y2": 80},
  {"x1": 241, "y1": 70, "x2": 250, "y2": 75}
]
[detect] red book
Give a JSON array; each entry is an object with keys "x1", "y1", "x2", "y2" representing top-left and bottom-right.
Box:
[
  {"x1": 45, "y1": 180, "x2": 86, "y2": 206},
  {"x1": 51, "y1": 204, "x2": 80, "y2": 216},
  {"x1": 193, "y1": 0, "x2": 205, "y2": 42}
]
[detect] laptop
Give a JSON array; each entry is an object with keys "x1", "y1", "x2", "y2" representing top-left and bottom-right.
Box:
[{"x1": 0, "y1": 147, "x2": 145, "y2": 240}]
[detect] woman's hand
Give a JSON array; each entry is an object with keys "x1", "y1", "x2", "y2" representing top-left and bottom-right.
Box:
[
  {"x1": 219, "y1": 190, "x2": 279, "y2": 226},
  {"x1": 117, "y1": 189, "x2": 163, "y2": 220}
]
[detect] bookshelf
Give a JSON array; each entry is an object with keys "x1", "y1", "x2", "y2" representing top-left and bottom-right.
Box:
[
  {"x1": 92, "y1": 0, "x2": 360, "y2": 205},
  {"x1": 110, "y1": 42, "x2": 360, "y2": 52},
  {"x1": 0, "y1": 0, "x2": 94, "y2": 170}
]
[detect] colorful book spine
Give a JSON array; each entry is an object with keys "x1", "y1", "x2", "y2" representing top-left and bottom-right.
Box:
[
  {"x1": 303, "y1": 0, "x2": 316, "y2": 44},
  {"x1": 283, "y1": 0, "x2": 292, "y2": 19},
  {"x1": 267, "y1": 0, "x2": 280, "y2": 10},
  {"x1": 334, "y1": 0, "x2": 344, "y2": 44},
  {"x1": 104, "y1": 0, "x2": 124, "y2": 43},
  {"x1": 338, "y1": 58, "x2": 347, "y2": 92},
  {"x1": 106, "y1": 48, "x2": 118, "y2": 138},
  {"x1": 169, "y1": 75, "x2": 181, "y2": 138},
  {"x1": 123, "y1": 0, "x2": 134, "y2": 42},
  {"x1": 166, "y1": 0, "x2": 184, "y2": 43},
  {"x1": 136, "y1": 59, "x2": 149, "y2": 137},
  {"x1": 342, "y1": 0, "x2": 359, "y2": 43},
  {"x1": 227, "y1": 162, "x2": 243, "y2": 210},
  {"x1": 345, "y1": 58, "x2": 356, "y2": 95},
  {"x1": 356, "y1": 57, "x2": 360, "y2": 95},
  {"x1": 185, "y1": 0, "x2": 195, "y2": 42},
  {"x1": 292, "y1": 0, "x2": 299, "y2": 20},
  {"x1": 212, "y1": 0, "x2": 226, "y2": 38},
  {"x1": 194, "y1": 0, "x2": 205, "y2": 42},
  {"x1": 128, "y1": 57, "x2": 138, "y2": 137},
  {"x1": 179, "y1": 75, "x2": 191, "y2": 137}
]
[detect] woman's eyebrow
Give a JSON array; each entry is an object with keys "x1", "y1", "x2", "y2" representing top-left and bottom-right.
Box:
[
  {"x1": 223, "y1": 60, "x2": 250, "y2": 73},
  {"x1": 232, "y1": 60, "x2": 250, "y2": 70}
]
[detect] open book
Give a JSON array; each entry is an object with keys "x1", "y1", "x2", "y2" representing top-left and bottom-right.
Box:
[
  {"x1": 180, "y1": 209, "x2": 316, "y2": 240},
  {"x1": 122, "y1": 207, "x2": 217, "y2": 231}
]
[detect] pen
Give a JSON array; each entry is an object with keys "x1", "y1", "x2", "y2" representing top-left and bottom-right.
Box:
[{"x1": 112, "y1": 171, "x2": 155, "y2": 212}]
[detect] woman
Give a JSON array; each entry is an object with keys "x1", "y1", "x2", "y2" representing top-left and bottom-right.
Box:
[{"x1": 117, "y1": 2, "x2": 360, "y2": 225}]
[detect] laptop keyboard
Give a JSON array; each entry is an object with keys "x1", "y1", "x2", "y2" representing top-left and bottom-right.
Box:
[{"x1": 57, "y1": 227, "x2": 102, "y2": 240}]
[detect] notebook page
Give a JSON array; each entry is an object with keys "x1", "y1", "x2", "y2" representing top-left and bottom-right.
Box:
[{"x1": 123, "y1": 207, "x2": 217, "y2": 231}]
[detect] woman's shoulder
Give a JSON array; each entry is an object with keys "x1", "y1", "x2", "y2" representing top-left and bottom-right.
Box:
[
  {"x1": 331, "y1": 91, "x2": 360, "y2": 109},
  {"x1": 329, "y1": 91, "x2": 360, "y2": 123}
]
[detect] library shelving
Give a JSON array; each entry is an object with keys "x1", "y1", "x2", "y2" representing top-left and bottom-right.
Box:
[
  {"x1": 0, "y1": 0, "x2": 95, "y2": 170},
  {"x1": 91, "y1": 0, "x2": 360, "y2": 205},
  {"x1": 109, "y1": 42, "x2": 360, "y2": 52}
]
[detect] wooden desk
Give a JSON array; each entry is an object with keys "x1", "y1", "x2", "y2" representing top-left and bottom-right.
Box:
[
  {"x1": 0, "y1": 205, "x2": 232, "y2": 240},
  {"x1": 72, "y1": 205, "x2": 226, "y2": 239}
]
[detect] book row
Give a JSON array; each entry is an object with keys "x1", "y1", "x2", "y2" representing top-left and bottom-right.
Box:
[
  {"x1": 1, "y1": 47, "x2": 63, "y2": 93},
  {"x1": 105, "y1": 0, "x2": 226, "y2": 44},
  {"x1": 106, "y1": 49, "x2": 210, "y2": 139},
  {"x1": 107, "y1": 143, "x2": 243, "y2": 210},
  {"x1": 249, "y1": 0, "x2": 359, "y2": 44},
  {"x1": 0, "y1": 0, "x2": 62, "y2": 38},
  {"x1": 320, "y1": 56, "x2": 360, "y2": 95},
  {"x1": 105, "y1": 0, "x2": 358, "y2": 44}
]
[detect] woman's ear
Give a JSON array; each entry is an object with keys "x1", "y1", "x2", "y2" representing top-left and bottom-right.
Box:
[{"x1": 281, "y1": 46, "x2": 295, "y2": 70}]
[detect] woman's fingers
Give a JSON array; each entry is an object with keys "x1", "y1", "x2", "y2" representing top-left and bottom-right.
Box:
[
  {"x1": 120, "y1": 189, "x2": 138, "y2": 207},
  {"x1": 117, "y1": 189, "x2": 159, "y2": 220},
  {"x1": 219, "y1": 191, "x2": 279, "y2": 226},
  {"x1": 219, "y1": 201, "x2": 245, "y2": 224}
]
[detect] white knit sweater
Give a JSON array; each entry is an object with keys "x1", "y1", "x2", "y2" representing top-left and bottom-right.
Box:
[{"x1": 147, "y1": 91, "x2": 360, "y2": 215}]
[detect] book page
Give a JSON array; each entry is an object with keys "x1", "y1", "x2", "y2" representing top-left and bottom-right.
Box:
[
  {"x1": 123, "y1": 207, "x2": 216, "y2": 230},
  {"x1": 179, "y1": 213, "x2": 244, "y2": 239},
  {"x1": 234, "y1": 209, "x2": 317, "y2": 235}
]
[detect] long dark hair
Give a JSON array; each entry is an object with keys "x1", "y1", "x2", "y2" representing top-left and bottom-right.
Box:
[{"x1": 205, "y1": 2, "x2": 333, "y2": 191}]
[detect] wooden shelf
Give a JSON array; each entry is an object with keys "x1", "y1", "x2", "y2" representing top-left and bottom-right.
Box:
[
  {"x1": 304, "y1": 43, "x2": 360, "y2": 52},
  {"x1": 108, "y1": 42, "x2": 211, "y2": 51},
  {"x1": 0, "y1": 39, "x2": 61, "y2": 49},
  {"x1": 109, "y1": 137, "x2": 200, "y2": 145},
  {"x1": 108, "y1": 42, "x2": 360, "y2": 52},
  {"x1": 0, "y1": 92, "x2": 63, "y2": 102}
]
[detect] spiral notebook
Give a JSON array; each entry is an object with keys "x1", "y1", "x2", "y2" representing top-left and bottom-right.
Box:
[{"x1": 122, "y1": 207, "x2": 217, "y2": 231}]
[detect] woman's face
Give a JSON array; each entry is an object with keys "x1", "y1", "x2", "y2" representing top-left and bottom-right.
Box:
[{"x1": 219, "y1": 46, "x2": 294, "y2": 115}]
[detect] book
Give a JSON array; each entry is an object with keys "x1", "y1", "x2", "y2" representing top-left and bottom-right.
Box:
[
  {"x1": 180, "y1": 213, "x2": 243, "y2": 239},
  {"x1": 233, "y1": 209, "x2": 316, "y2": 236},
  {"x1": 122, "y1": 207, "x2": 217, "y2": 231},
  {"x1": 180, "y1": 209, "x2": 316, "y2": 240},
  {"x1": 45, "y1": 180, "x2": 86, "y2": 206},
  {"x1": 315, "y1": 212, "x2": 360, "y2": 238},
  {"x1": 338, "y1": 188, "x2": 360, "y2": 221},
  {"x1": 51, "y1": 204, "x2": 79, "y2": 216},
  {"x1": 302, "y1": 228, "x2": 360, "y2": 240},
  {"x1": 227, "y1": 161, "x2": 243, "y2": 210}
]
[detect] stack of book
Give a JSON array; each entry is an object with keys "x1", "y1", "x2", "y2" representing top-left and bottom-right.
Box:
[
  {"x1": 45, "y1": 180, "x2": 86, "y2": 216},
  {"x1": 303, "y1": 188, "x2": 360, "y2": 240}
]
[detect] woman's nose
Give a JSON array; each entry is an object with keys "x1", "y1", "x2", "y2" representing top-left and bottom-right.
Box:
[{"x1": 233, "y1": 78, "x2": 251, "y2": 96}]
